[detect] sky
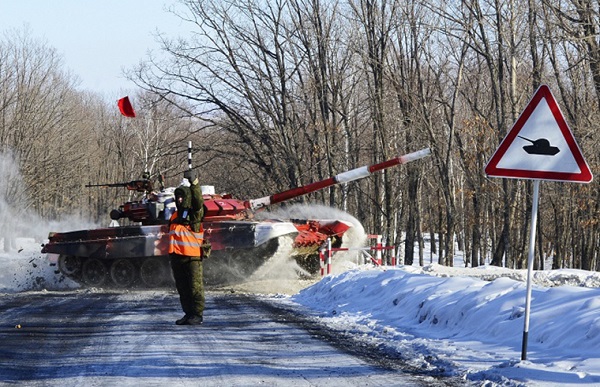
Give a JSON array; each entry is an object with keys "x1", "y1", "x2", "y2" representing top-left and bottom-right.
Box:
[{"x1": 0, "y1": 0, "x2": 189, "y2": 96}]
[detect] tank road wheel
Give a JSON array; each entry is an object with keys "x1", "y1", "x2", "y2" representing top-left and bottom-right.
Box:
[
  {"x1": 58, "y1": 255, "x2": 82, "y2": 275},
  {"x1": 110, "y1": 259, "x2": 137, "y2": 288},
  {"x1": 81, "y1": 258, "x2": 108, "y2": 287},
  {"x1": 140, "y1": 257, "x2": 166, "y2": 287}
]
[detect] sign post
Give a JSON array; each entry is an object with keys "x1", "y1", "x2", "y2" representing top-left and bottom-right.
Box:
[
  {"x1": 485, "y1": 85, "x2": 592, "y2": 361},
  {"x1": 521, "y1": 179, "x2": 540, "y2": 360}
]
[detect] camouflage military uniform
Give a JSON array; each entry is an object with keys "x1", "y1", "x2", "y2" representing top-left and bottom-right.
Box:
[
  {"x1": 170, "y1": 255, "x2": 204, "y2": 321},
  {"x1": 169, "y1": 179, "x2": 205, "y2": 326}
]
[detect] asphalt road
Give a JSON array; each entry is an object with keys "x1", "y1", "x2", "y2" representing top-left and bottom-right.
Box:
[{"x1": 0, "y1": 290, "x2": 461, "y2": 386}]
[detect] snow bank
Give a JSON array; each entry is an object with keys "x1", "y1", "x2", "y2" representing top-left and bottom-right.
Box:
[
  {"x1": 406, "y1": 262, "x2": 600, "y2": 288},
  {"x1": 292, "y1": 266, "x2": 600, "y2": 386}
]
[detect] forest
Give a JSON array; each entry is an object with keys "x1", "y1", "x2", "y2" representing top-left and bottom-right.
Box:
[{"x1": 1, "y1": 0, "x2": 599, "y2": 272}]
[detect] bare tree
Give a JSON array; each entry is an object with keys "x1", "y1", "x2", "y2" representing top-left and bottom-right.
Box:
[{"x1": 134, "y1": 0, "x2": 312, "y2": 195}]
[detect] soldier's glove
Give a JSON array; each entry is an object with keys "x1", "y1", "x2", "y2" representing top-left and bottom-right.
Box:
[{"x1": 184, "y1": 170, "x2": 199, "y2": 185}]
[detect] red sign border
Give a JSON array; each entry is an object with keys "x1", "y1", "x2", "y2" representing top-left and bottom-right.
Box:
[{"x1": 485, "y1": 85, "x2": 592, "y2": 183}]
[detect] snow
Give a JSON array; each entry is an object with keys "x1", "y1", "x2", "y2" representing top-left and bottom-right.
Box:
[
  {"x1": 292, "y1": 266, "x2": 600, "y2": 386},
  {"x1": 2, "y1": 237, "x2": 600, "y2": 386}
]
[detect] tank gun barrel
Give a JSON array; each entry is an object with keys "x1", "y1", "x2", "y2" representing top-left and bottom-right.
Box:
[
  {"x1": 247, "y1": 147, "x2": 431, "y2": 211},
  {"x1": 85, "y1": 179, "x2": 153, "y2": 193},
  {"x1": 85, "y1": 182, "x2": 129, "y2": 188}
]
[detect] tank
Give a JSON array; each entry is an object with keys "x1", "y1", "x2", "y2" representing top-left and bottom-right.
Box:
[{"x1": 41, "y1": 148, "x2": 431, "y2": 288}]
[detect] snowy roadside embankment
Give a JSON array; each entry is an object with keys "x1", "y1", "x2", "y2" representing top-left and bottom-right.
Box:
[
  {"x1": 291, "y1": 266, "x2": 600, "y2": 386},
  {"x1": 411, "y1": 262, "x2": 600, "y2": 288}
]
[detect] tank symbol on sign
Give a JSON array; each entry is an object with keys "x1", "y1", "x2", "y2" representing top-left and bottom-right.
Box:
[{"x1": 517, "y1": 136, "x2": 560, "y2": 156}]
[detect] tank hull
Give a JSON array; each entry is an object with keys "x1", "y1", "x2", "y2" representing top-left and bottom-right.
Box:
[{"x1": 42, "y1": 219, "x2": 352, "y2": 288}]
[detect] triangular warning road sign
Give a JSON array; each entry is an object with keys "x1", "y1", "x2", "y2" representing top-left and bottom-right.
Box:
[{"x1": 485, "y1": 85, "x2": 592, "y2": 183}]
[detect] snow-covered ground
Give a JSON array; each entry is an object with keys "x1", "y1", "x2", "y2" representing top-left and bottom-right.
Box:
[
  {"x1": 2, "y1": 236, "x2": 600, "y2": 386},
  {"x1": 291, "y1": 264, "x2": 600, "y2": 386}
]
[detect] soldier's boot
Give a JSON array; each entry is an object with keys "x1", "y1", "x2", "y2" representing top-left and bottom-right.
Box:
[
  {"x1": 175, "y1": 315, "x2": 191, "y2": 325},
  {"x1": 185, "y1": 315, "x2": 203, "y2": 325}
]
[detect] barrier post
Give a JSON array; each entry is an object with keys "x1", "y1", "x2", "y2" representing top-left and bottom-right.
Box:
[
  {"x1": 376, "y1": 235, "x2": 382, "y2": 265},
  {"x1": 391, "y1": 245, "x2": 396, "y2": 266},
  {"x1": 327, "y1": 238, "x2": 332, "y2": 275}
]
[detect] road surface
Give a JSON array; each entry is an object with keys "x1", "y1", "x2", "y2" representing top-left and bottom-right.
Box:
[{"x1": 0, "y1": 289, "x2": 462, "y2": 386}]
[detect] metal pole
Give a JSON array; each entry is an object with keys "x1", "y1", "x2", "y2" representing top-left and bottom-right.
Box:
[
  {"x1": 376, "y1": 235, "x2": 382, "y2": 265},
  {"x1": 188, "y1": 141, "x2": 193, "y2": 170},
  {"x1": 522, "y1": 179, "x2": 541, "y2": 361}
]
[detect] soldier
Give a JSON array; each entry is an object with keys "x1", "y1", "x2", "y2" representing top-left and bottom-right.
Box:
[{"x1": 169, "y1": 170, "x2": 205, "y2": 325}]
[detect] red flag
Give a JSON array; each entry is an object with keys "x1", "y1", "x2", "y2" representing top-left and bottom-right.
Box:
[{"x1": 117, "y1": 96, "x2": 136, "y2": 117}]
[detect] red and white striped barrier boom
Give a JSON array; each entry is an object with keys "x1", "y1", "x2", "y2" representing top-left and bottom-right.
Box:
[{"x1": 248, "y1": 148, "x2": 431, "y2": 210}]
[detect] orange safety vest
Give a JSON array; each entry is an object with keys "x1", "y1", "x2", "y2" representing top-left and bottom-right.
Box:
[{"x1": 168, "y1": 211, "x2": 204, "y2": 257}]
